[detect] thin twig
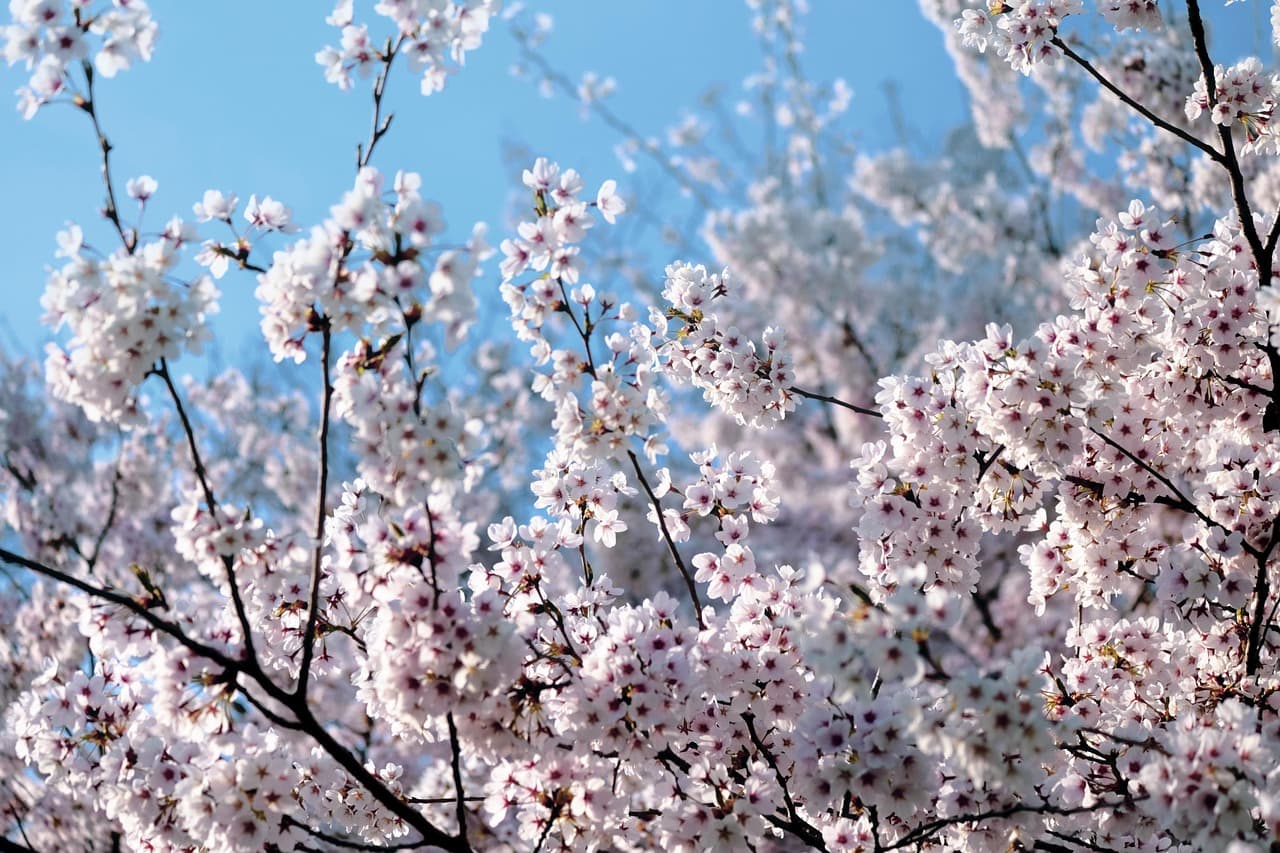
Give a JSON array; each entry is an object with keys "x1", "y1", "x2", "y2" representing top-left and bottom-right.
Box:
[
  {"x1": 155, "y1": 358, "x2": 260, "y2": 663},
  {"x1": 515, "y1": 36, "x2": 715, "y2": 211},
  {"x1": 1051, "y1": 37, "x2": 1221, "y2": 164},
  {"x1": 791, "y1": 384, "x2": 882, "y2": 418},
  {"x1": 627, "y1": 450, "x2": 705, "y2": 627},
  {"x1": 154, "y1": 359, "x2": 218, "y2": 512},
  {"x1": 84, "y1": 458, "x2": 123, "y2": 573},
  {"x1": 78, "y1": 60, "x2": 134, "y2": 253},
  {"x1": 886, "y1": 796, "x2": 1143, "y2": 850},
  {"x1": 296, "y1": 324, "x2": 334, "y2": 699},
  {"x1": 1088, "y1": 427, "x2": 1239, "y2": 553},
  {"x1": 357, "y1": 35, "x2": 406, "y2": 170}
]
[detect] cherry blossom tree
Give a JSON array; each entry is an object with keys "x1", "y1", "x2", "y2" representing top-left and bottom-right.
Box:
[{"x1": 3, "y1": 1, "x2": 1280, "y2": 851}]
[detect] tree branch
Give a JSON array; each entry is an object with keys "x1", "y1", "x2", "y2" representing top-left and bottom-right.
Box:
[
  {"x1": 296, "y1": 324, "x2": 334, "y2": 699},
  {"x1": 446, "y1": 712, "x2": 469, "y2": 842},
  {"x1": 514, "y1": 35, "x2": 715, "y2": 211},
  {"x1": 77, "y1": 60, "x2": 134, "y2": 253},
  {"x1": 886, "y1": 796, "x2": 1141, "y2": 850},
  {"x1": 627, "y1": 450, "x2": 705, "y2": 627},
  {"x1": 1050, "y1": 37, "x2": 1222, "y2": 164},
  {"x1": 742, "y1": 713, "x2": 828, "y2": 851},
  {"x1": 154, "y1": 358, "x2": 260, "y2": 663},
  {"x1": 357, "y1": 35, "x2": 405, "y2": 170},
  {"x1": 0, "y1": 546, "x2": 267, "y2": 691},
  {"x1": 791, "y1": 384, "x2": 883, "y2": 419},
  {"x1": 1183, "y1": 0, "x2": 1269, "y2": 273}
]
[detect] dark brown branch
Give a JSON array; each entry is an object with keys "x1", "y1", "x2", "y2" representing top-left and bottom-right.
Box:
[
  {"x1": 575, "y1": 515, "x2": 593, "y2": 587},
  {"x1": 232, "y1": 679, "x2": 304, "y2": 731},
  {"x1": 529, "y1": 797, "x2": 564, "y2": 853},
  {"x1": 886, "y1": 796, "x2": 1142, "y2": 850},
  {"x1": 1207, "y1": 370, "x2": 1271, "y2": 397},
  {"x1": 77, "y1": 61, "x2": 134, "y2": 253},
  {"x1": 357, "y1": 35, "x2": 405, "y2": 170},
  {"x1": 154, "y1": 359, "x2": 218, "y2": 512},
  {"x1": 1183, "y1": 0, "x2": 1269, "y2": 273},
  {"x1": 1087, "y1": 427, "x2": 1229, "y2": 548},
  {"x1": 0, "y1": 546, "x2": 256, "y2": 686},
  {"x1": 791, "y1": 385, "x2": 882, "y2": 419},
  {"x1": 283, "y1": 814, "x2": 433, "y2": 851},
  {"x1": 1, "y1": 794, "x2": 39, "y2": 853},
  {"x1": 1183, "y1": 0, "x2": 1280, "y2": 674},
  {"x1": 1063, "y1": 472, "x2": 1201, "y2": 516},
  {"x1": 975, "y1": 445, "x2": 1005, "y2": 485},
  {"x1": 557, "y1": 280, "x2": 596, "y2": 374},
  {"x1": 446, "y1": 712, "x2": 469, "y2": 842},
  {"x1": 742, "y1": 713, "x2": 828, "y2": 851},
  {"x1": 970, "y1": 587, "x2": 1004, "y2": 643},
  {"x1": 296, "y1": 324, "x2": 334, "y2": 699},
  {"x1": 1040, "y1": 828, "x2": 1122, "y2": 853},
  {"x1": 424, "y1": 501, "x2": 442, "y2": 609},
  {"x1": 290, "y1": 702, "x2": 464, "y2": 851},
  {"x1": 1266, "y1": 198, "x2": 1280, "y2": 262},
  {"x1": 528, "y1": 583, "x2": 583, "y2": 665},
  {"x1": 0, "y1": 835, "x2": 39, "y2": 853},
  {"x1": 10, "y1": 543, "x2": 464, "y2": 850},
  {"x1": 1246, "y1": 513, "x2": 1280, "y2": 675},
  {"x1": 627, "y1": 450, "x2": 705, "y2": 627},
  {"x1": 154, "y1": 358, "x2": 261, "y2": 662},
  {"x1": 1050, "y1": 37, "x2": 1221, "y2": 164}
]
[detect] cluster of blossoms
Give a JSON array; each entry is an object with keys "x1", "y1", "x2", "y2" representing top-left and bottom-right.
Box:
[
  {"x1": 852, "y1": 193, "x2": 1280, "y2": 846},
  {"x1": 498, "y1": 158, "x2": 648, "y2": 464},
  {"x1": 256, "y1": 167, "x2": 482, "y2": 363},
  {"x1": 330, "y1": 487, "x2": 524, "y2": 748},
  {"x1": 6, "y1": 649, "x2": 428, "y2": 848},
  {"x1": 41, "y1": 221, "x2": 219, "y2": 424},
  {"x1": 956, "y1": 0, "x2": 1169, "y2": 75},
  {"x1": 332, "y1": 336, "x2": 485, "y2": 506},
  {"x1": 316, "y1": 0, "x2": 497, "y2": 95},
  {"x1": 500, "y1": 157, "x2": 625, "y2": 287},
  {"x1": 681, "y1": 448, "x2": 779, "y2": 601},
  {"x1": 955, "y1": 1, "x2": 1083, "y2": 75},
  {"x1": 478, "y1": 159, "x2": 1105, "y2": 849},
  {"x1": 1186, "y1": 57, "x2": 1280, "y2": 155},
  {"x1": 651, "y1": 262, "x2": 797, "y2": 428},
  {"x1": 4, "y1": 0, "x2": 156, "y2": 118},
  {"x1": 189, "y1": 189, "x2": 297, "y2": 280}
]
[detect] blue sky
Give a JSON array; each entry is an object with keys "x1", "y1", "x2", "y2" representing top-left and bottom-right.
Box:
[
  {"x1": 0, "y1": 3, "x2": 967, "y2": 361},
  {"x1": 0, "y1": 2, "x2": 1270, "y2": 364}
]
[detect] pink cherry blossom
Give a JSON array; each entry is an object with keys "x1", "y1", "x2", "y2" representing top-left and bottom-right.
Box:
[{"x1": 5, "y1": 2, "x2": 1280, "y2": 851}]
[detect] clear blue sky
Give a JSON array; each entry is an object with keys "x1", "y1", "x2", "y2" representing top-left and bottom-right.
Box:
[{"x1": 0, "y1": 2, "x2": 1268, "y2": 363}]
